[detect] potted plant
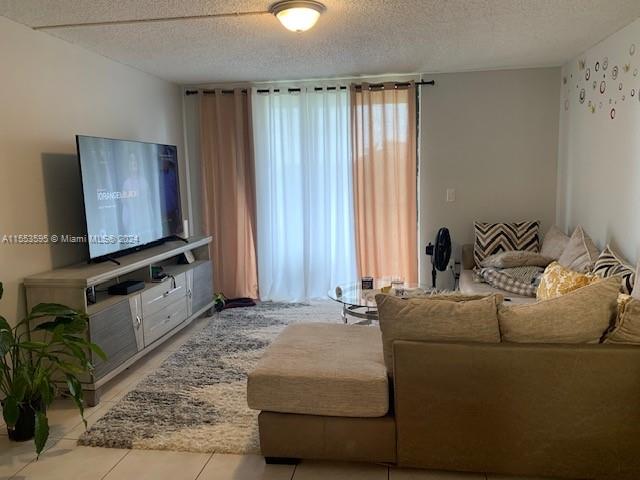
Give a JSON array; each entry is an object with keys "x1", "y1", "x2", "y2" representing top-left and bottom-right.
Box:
[{"x1": 0, "y1": 282, "x2": 105, "y2": 455}]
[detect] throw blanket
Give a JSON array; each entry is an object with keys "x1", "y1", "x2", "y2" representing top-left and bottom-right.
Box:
[{"x1": 476, "y1": 266, "x2": 544, "y2": 297}]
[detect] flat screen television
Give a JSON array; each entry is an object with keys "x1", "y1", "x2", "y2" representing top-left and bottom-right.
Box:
[{"x1": 76, "y1": 135, "x2": 183, "y2": 261}]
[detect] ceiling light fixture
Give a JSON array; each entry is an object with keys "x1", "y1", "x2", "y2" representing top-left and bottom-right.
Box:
[{"x1": 269, "y1": 0, "x2": 326, "y2": 33}]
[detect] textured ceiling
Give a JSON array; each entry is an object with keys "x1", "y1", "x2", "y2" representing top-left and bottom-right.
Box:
[{"x1": 1, "y1": 0, "x2": 640, "y2": 84}]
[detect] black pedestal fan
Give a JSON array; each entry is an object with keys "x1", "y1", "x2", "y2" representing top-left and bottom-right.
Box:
[{"x1": 425, "y1": 227, "x2": 452, "y2": 289}]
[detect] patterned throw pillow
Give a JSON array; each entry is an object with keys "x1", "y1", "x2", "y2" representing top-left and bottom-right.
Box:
[
  {"x1": 473, "y1": 221, "x2": 540, "y2": 268},
  {"x1": 536, "y1": 261, "x2": 598, "y2": 301},
  {"x1": 592, "y1": 245, "x2": 635, "y2": 294}
]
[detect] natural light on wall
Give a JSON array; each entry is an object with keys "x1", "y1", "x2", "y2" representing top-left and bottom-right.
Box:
[{"x1": 270, "y1": 0, "x2": 326, "y2": 32}]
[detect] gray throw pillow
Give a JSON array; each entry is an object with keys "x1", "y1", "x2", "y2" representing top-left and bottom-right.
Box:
[
  {"x1": 557, "y1": 225, "x2": 600, "y2": 273},
  {"x1": 540, "y1": 226, "x2": 570, "y2": 260},
  {"x1": 480, "y1": 250, "x2": 553, "y2": 269}
]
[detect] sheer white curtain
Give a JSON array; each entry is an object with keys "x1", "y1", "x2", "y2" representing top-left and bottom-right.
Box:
[{"x1": 252, "y1": 87, "x2": 356, "y2": 301}]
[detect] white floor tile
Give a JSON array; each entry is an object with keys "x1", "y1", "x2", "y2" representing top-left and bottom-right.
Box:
[
  {"x1": 0, "y1": 434, "x2": 59, "y2": 480},
  {"x1": 197, "y1": 454, "x2": 294, "y2": 480},
  {"x1": 9, "y1": 438, "x2": 127, "y2": 480},
  {"x1": 103, "y1": 449, "x2": 211, "y2": 480},
  {"x1": 293, "y1": 460, "x2": 387, "y2": 480}
]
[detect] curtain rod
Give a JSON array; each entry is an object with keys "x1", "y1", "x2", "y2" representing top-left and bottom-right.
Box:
[{"x1": 185, "y1": 80, "x2": 435, "y2": 96}]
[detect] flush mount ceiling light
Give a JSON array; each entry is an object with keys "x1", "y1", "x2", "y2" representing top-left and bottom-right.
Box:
[{"x1": 270, "y1": 0, "x2": 326, "y2": 32}]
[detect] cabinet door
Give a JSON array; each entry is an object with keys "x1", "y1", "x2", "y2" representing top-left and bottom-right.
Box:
[
  {"x1": 89, "y1": 298, "x2": 141, "y2": 380},
  {"x1": 191, "y1": 262, "x2": 213, "y2": 314}
]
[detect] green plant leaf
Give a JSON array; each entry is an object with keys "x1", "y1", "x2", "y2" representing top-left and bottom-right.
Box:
[
  {"x1": 86, "y1": 342, "x2": 107, "y2": 361},
  {"x1": 36, "y1": 316, "x2": 87, "y2": 334},
  {"x1": 12, "y1": 367, "x2": 29, "y2": 402},
  {"x1": 2, "y1": 396, "x2": 19, "y2": 427},
  {"x1": 66, "y1": 375, "x2": 85, "y2": 426},
  {"x1": 0, "y1": 316, "x2": 13, "y2": 356},
  {"x1": 18, "y1": 341, "x2": 49, "y2": 350},
  {"x1": 28, "y1": 303, "x2": 80, "y2": 320},
  {"x1": 34, "y1": 410, "x2": 49, "y2": 456}
]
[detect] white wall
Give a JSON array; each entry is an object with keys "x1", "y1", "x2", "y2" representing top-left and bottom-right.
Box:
[
  {"x1": 420, "y1": 68, "x2": 560, "y2": 286},
  {"x1": 557, "y1": 18, "x2": 640, "y2": 265},
  {"x1": 0, "y1": 16, "x2": 185, "y2": 322}
]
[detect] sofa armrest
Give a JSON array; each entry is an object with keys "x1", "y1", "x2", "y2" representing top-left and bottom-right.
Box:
[
  {"x1": 461, "y1": 244, "x2": 475, "y2": 270},
  {"x1": 392, "y1": 341, "x2": 640, "y2": 479}
]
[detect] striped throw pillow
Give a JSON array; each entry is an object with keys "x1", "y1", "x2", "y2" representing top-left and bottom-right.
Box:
[
  {"x1": 473, "y1": 221, "x2": 540, "y2": 268},
  {"x1": 593, "y1": 245, "x2": 635, "y2": 294}
]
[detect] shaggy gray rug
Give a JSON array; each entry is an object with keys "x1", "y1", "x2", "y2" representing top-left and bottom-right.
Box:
[{"x1": 78, "y1": 301, "x2": 342, "y2": 453}]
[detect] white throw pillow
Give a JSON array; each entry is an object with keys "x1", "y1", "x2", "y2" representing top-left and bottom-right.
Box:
[
  {"x1": 557, "y1": 226, "x2": 600, "y2": 273},
  {"x1": 540, "y1": 226, "x2": 570, "y2": 260}
]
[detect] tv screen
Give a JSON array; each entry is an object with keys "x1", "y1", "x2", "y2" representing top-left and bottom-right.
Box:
[{"x1": 76, "y1": 135, "x2": 182, "y2": 260}]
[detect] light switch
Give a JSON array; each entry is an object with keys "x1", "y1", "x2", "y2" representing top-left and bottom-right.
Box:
[{"x1": 446, "y1": 188, "x2": 456, "y2": 202}]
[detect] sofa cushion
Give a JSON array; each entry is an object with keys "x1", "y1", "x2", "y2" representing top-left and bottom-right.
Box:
[
  {"x1": 376, "y1": 294, "x2": 501, "y2": 375},
  {"x1": 558, "y1": 225, "x2": 600, "y2": 273},
  {"x1": 499, "y1": 276, "x2": 620, "y2": 343},
  {"x1": 592, "y1": 245, "x2": 635, "y2": 294},
  {"x1": 540, "y1": 225, "x2": 570, "y2": 260},
  {"x1": 459, "y1": 270, "x2": 536, "y2": 304},
  {"x1": 247, "y1": 323, "x2": 388, "y2": 418},
  {"x1": 536, "y1": 261, "x2": 598, "y2": 301},
  {"x1": 604, "y1": 296, "x2": 640, "y2": 345},
  {"x1": 473, "y1": 221, "x2": 540, "y2": 267}
]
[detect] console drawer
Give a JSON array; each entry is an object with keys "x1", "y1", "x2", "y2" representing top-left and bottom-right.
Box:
[
  {"x1": 141, "y1": 273, "x2": 186, "y2": 318},
  {"x1": 142, "y1": 296, "x2": 187, "y2": 346}
]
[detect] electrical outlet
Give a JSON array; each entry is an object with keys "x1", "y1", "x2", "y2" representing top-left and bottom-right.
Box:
[{"x1": 446, "y1": 188, "x2": 456, "y2": 202}]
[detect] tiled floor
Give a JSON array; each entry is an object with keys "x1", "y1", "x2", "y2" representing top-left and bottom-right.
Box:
[{"x1": 1, "y1": 317, "x2": 548, "y2": 480}]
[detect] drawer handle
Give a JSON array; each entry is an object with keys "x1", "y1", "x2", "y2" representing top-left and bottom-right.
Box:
[
  {"x1": 163, "y1": 286, "x2": 182, "y2": 298},
  {"x1": 135, "y1": 315, "x2": 141, "y2": 328}
]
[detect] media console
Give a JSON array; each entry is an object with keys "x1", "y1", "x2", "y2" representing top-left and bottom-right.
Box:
[{"x1": 24, "y1": 236, "x2": 215, "y2": 406}]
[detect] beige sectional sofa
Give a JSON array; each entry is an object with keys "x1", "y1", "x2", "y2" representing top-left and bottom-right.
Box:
[{"x1": 247, "y1": 290, "x2": 640, "y2": 479}]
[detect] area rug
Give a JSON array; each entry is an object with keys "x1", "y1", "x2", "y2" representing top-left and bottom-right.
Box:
[{"x1": 78, "y1": 301, "x2": 342, "y2": 453}]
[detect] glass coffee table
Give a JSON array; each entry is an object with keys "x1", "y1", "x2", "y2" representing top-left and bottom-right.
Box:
[{"x1": 328, "y1": 279, "x2": 428, "y2": 325}]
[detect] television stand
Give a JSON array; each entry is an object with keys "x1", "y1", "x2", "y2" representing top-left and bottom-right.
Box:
[
  {"x1": 24, "y1": 235, "x2": 215, "y2": 406},
  {"x1": 104, "y1": 255, "x2": 121, "y2": 266}
]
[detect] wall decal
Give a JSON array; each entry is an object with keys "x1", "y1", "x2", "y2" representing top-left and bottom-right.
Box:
[
  {"x1": 579, "y1": 88, "x2": 586, "y2": 103},
  {"x1": 623, "y1": 63, "x2": 631, "y2": 73},
  {"x1": 610, "y1": 108, "x2": 616, "y2": 119},
  {"x1": 595, "y1": 62, "x2": 600, "y2": 72},
  {"x1": 619, "y1": 82, "x2": 623, "y2": 91},
  {"x1": 630, "y1": 44, "x2": 636, "y2": 56},
  {"x1": 600, "y1": 81, "x2": 606, "y2": 94},
  {"x1": 634, "y1": 69, "x2": 638, "y2": 77},
  {"x1": 592, "y1": 80, "x2": 597, "y2": 90},
  {"x1": 603, "y1": 57, "x2": 609, "y2": 70},
  {"x1": 612, "y1": 66, "x2": 619, "y2": 79},
  {"x1": 585, "y1": 68, "x2": 591, "y2": 80},
  {"x1": 632, "y1": 89, "x2": 636, "y2": 97}
]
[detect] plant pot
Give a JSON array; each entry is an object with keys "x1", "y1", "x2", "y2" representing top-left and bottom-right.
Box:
[{"x1": 6, "y1": 403, "x2": 38, "y2": 442}]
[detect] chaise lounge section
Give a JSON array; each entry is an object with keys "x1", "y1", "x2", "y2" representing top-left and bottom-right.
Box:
[{"x1": 248, "y1": 319, "x2": 640, "y2": 479}]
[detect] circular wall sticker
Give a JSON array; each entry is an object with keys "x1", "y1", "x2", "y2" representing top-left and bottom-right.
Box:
[
  {"x1": 579, "y1": 88, "x2": 586, "y2": 103},
  {"x1": 592, "y1": 80, "x2": 597, "y2": 89},
  {"x1": 610, "y1": 108, "x2": 616, "y2": 119},
  {"x1": 603, "y1": 58, "x2": 609, "y2": 70},
  {"x1": 612, "y1": 65, "x2": 619, "y2": 80},
  {"x1": 600, "y1": 80, "x2": 606, "y2": 94},
  {"x1": 619, "y1": 82, "x2": 623, "y2": 91},
  {"x1": 595, "y1": 62, "x2": 600, "y2": 72},
  {"x1": 632, "y1": 89, "x2": 636, "y2": 97},
  {"x1": 631, "y1": 44, "x2": 636, "y2": 56},
  {"x1": 634, "y1": 69, "x2": 638, "y2": 77},
  {"x1": 585, "y1": 68, "x2": 591, "y2": 80}
]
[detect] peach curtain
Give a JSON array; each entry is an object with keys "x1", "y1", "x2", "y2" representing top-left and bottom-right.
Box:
[
  {"x1": 350, "y1": 83, "x2": 418, "y2": 282},
  {"x1": 200, "y1": 89, "x2": 258, "y2": 298}
]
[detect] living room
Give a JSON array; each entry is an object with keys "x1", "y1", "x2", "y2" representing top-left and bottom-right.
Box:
[{"x1": 1, "y1": 1, "x2": 639, "y2": 479}]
